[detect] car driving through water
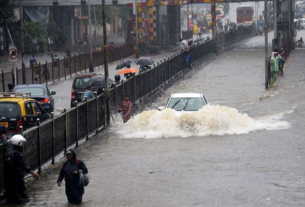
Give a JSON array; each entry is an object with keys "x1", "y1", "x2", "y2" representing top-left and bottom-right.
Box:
[{"x1": 158, "y1": 93, "x2": 207, "y2": 111}]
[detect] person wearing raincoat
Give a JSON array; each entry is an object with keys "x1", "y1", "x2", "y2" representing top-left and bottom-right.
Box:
[
  {"x1": 270, "y1": 52, "x2": 282, "y2": 84},
  {"x1": 2, "y1": 135, "x2": 39, "y2": 204},
  {"x1": 193, "y1": 23, "x2": 198, "y2": 35},
  {"x1": 57, "y1": 149, "x2": 88, "y2": 205}
]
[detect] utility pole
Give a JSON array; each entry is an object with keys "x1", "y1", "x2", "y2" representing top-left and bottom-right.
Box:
[
  {"x1": 102, "y1": 0, "x2": 110, "y2": 125},
  {"x1": 273, "y1": 0, "x2": 277, "y2": 50},
  {"x1": 19, "y1": 0, "x2": 25, "y2": 84},
  {"x1": 256, "y1": 1, "x2": 258, "y2": 34},
  {"x1": 211, "y1": 0, "x2": 217, "y2": 51},
  {"x1": 187, "y1": 3, "x2": 189, "y2": 31},
  {"x1": 134, "y1": 0, "x2": 139, "y2": 57},
  {"x1": 94, "y1": 6, "x2": 97, "y2": 43},
  {"x1": 264, "y1": 0, "x2": 268, "y2": 89},
  {"x1": 88, "y1": 0, "x2": 93, "y2": 72}
]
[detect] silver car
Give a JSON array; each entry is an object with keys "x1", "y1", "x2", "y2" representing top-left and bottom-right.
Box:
[{"x1": 159, "y1": 93, "x2": 207, "y2": 111}]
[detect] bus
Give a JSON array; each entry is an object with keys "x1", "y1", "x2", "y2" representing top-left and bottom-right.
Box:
[
  {"x1": 236, "y1": 6, "x2": 254, "y2": 24},
  {"x1": 296, "y1": 1, "x2": 305, "y2": 18}
]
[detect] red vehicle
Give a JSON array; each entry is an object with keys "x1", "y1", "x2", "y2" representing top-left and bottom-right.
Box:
[{"x1": 236, "y1": 6, "x2": 254, "y2": 24}]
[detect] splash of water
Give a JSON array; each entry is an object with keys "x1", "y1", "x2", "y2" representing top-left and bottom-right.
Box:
[{"x1": 115, "y1": 105, "x2": 291, "y2": 139}]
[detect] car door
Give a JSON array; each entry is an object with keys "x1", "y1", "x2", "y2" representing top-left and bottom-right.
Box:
[
  {"x1": 31, "y1": 101, "x2": 50, "y2": 123},
  {"x1": 24, "y1": 101, "x2": 37, "y2": 130}
]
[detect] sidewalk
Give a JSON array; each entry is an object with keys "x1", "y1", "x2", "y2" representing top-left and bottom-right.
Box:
[{"x1": 0, "y1": 34, "x2": 126, "y2": 73}]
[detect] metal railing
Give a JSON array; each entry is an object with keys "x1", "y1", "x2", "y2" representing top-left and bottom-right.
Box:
[
  {"x1": 0, "y1": 24, "x2": 256, "y2": 193},
  {"x1": 0, "y1": 44, "x2": 134, "y2": 92}
]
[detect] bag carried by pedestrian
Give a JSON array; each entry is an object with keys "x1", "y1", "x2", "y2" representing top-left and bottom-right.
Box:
[{"x1": 77, "y1": 160, "x2": 90, "y2": 187}]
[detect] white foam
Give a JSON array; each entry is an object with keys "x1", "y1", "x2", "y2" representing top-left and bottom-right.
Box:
[{"x1": 114, "y1": 105, "x2": 291, "y2": 139}]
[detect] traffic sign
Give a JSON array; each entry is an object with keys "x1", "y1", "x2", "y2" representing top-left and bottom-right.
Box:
[{"x1": 9, "y1": 46, "x2": 18, "y2": 63}]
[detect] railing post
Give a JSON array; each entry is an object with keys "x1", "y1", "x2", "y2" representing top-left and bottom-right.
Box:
[
  {"x1": 58, "y1": 58, "x2": 61, "y2": 81},
  {"x1": 39, "y1": 62, "x2": 42, "y2": 84},
  {"x1": 69, "y1": 56, "x2": 72, "y2": 78},
  {"x1": 52, "y1": 60, "x2": 54, "y2": 83},
  {"x1": 122, "y1": 79, "x2": 125, "y2": 101},
  {"x1": 84, "y1": 52, "x2": 87, "y2": 73},
  {"x1": 133, "y1": 73, "x2": 136, "y2": 103},
  {"x1": 86, "y1": 96, "x2": 89, "y2": 141},
  {"x1": 51, "y1": 112, "x2": 55, "y2": 165},
  {"x1": 64, "y1": 56, "x2": 67, "y2": 80},
  {"x1": 79, "y1": 52, "x2": 82, "y2": 74},
  {"x1": 31, "y1": 65, "x2": 34, "y2": 84},
  {"x1": 95, "y1": 93, "x2": 98, "y2": 134},
  {"x1": 11, "y1": 68, "x2": 15, "y2": 86},
  {"x1": 75, "y1": 100, "x2": 79, "y2": 148},
  {"x1": 37, "y1": 118, "x2": 41, "y2": 174},
  {"x1": 45, "y1": 61, "x2": 48, "y2": 86},
  {"x1": 64, "y1": 109, "x2": 67, "y2": 154},
  {"x1": 2, "y1": 71, "x2": 5, "y2": 92},
  {"x1": 16, "y1": 67, "x2": 18, "y2": 85}
]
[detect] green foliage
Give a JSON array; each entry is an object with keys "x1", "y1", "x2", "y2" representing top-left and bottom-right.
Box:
[
  {"x1": 47, "y1": 21, "x2": 68, "y2": 50},
  {"x1": 0, "y1": 0, "x2": 14, "y2": 26},
  {"x1": 23, "y1": 20, "x2": 47, "y2": 53}
]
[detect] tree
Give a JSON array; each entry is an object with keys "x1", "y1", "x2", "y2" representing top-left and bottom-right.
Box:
[
  {"x1": 23, "y1": 20, "x2": 47, "y2": 53},
  {"x1": 0, "y1": 0, "x2": 14, "y2": 26}
]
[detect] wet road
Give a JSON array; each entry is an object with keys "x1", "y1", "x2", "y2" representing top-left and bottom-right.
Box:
[{"x1": 21, "y1": 33, "x2": 305, "y2": 206}]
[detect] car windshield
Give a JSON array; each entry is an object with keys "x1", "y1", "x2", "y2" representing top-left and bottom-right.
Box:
[
  {"x1": 0, "y1": 103, "x2": 20, "y2": 118},
  {"x1": 15, "y1": 87, "x2": 45, "y2": 96},
  {"x1": 167, "y1": 97, "x2": 205, "y2": 111},
  {"x1": 74, "y1": 77, "x2": 91, "y2": 89}
]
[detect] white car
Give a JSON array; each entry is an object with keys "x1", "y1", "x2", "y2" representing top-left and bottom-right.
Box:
[
  {"x1": 301, "y1": 18, "x2": 305, "y2": 29},
  {"x1": 158, "y1": 93, "x2": 207, "y2": 111}
]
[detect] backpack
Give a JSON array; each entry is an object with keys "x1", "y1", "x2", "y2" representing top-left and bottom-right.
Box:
[{"x1": 77, "y1": 159, "x2": 90, "y2": 187}]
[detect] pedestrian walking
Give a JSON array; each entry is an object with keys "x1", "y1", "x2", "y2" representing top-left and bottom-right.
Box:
[
  {"x1": 82, "y1": 84, "x2": 95, "y2": 102},
  {"x1": 42, "y1": 64, "x2": 50, "y2": 80},
  {"x1": 96, "y1": 44, "x2": 102, "y2": 52},
  {"x1": 47, "y1": 48, "x2": 54, "y2": 60},
  {"x1": 7, "y1": 83, "x2": 14, "y2": 92},
  {"x1": 57, "y1": 149, "x2": 88, "y2": 205},
  {"x1": 278, "y1": 47, "x2": 285, "y2": 75},
  {"x1": 30, "y1": 55, "x2": 36, "y2": 67},
  {"x1": 66, "y1": 48, "x2": 71, "y2": 58},
  {"x1": 2, "y1": 135, "x2": 39, "y2": 204},
  {"x1": 270, "y1": 52, "x2": 282, "y2": 84},
  {"x1": 109, "y1": 42, "x2": 115, "y2": 50},
  {"x1": 118, "y1": 95, "x2": 132, "y2": 123}
]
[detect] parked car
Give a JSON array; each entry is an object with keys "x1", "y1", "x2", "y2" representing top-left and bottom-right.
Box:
[
  {"x1": 0, "y1": 92, "x2": 50, "y2": 135},
  {"x1": 71, "y1": 74, "x2": 113, "y2": 108},
  {"x1": 300, "y1": 18, "x2": 305, "y2": 29},
  {"x1": 13, "y1": 84, "x2": 56, "y2": 113},
  {"x1": 158, "y1": 93, "x2": 207, "y2": 112}
]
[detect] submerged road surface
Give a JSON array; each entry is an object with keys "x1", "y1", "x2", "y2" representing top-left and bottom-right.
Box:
[{"x1": 23, "y1": 46, "x2": 305, "y2": 206}]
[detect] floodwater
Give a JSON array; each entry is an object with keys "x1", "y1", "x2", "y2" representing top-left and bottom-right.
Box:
[{"x1": 10, "y1": 25, "x2": 305, "y2": 207}]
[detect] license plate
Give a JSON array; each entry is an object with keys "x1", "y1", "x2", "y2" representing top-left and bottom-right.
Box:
[{"x1": 0, "y1": 122, "x2": 8, "y2": 128}]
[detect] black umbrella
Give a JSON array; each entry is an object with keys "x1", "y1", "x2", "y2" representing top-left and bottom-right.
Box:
[
  {"x1": 134, "y1": 57, "x2": 155, "y2": 66},
  {"x1": 116, "y1": 59, "x2": 133, "y2": 70},
  {"x1": 87, "y1": 76, "x2": 113, "y2": 90}
]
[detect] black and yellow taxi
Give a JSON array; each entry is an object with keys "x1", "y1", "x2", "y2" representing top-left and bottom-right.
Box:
[{"x1": 0, "y1": 92, "x2": 50, "y2": 135}]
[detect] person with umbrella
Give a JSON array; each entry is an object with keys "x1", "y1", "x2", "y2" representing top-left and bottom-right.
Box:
[
  {"x1": 117, "y1": 68, "x2": 139, "y2": 80},
  {"x1": 116, "y1": 59, "x2": 133, "y2": 70},
  {"x1": 135, "y1": 57, "x2": 155, "y2": 72}
]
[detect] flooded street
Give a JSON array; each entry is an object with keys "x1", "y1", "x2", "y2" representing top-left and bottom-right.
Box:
[{"x1": 20, "y1": 42, "x2": 305, "y2": 207}]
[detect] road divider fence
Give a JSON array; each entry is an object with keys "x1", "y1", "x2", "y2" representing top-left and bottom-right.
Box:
[{"x1": 0, "y1": 24, "x2": 256, "y2": 193}]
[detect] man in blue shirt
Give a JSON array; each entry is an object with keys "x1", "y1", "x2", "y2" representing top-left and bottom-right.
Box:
[
  {"x1": 82, "y1": 84, "x2": 95, "y2": 102},
  {"x1": 29, "y1": 55, "x2": 35, "y2": 67}
]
